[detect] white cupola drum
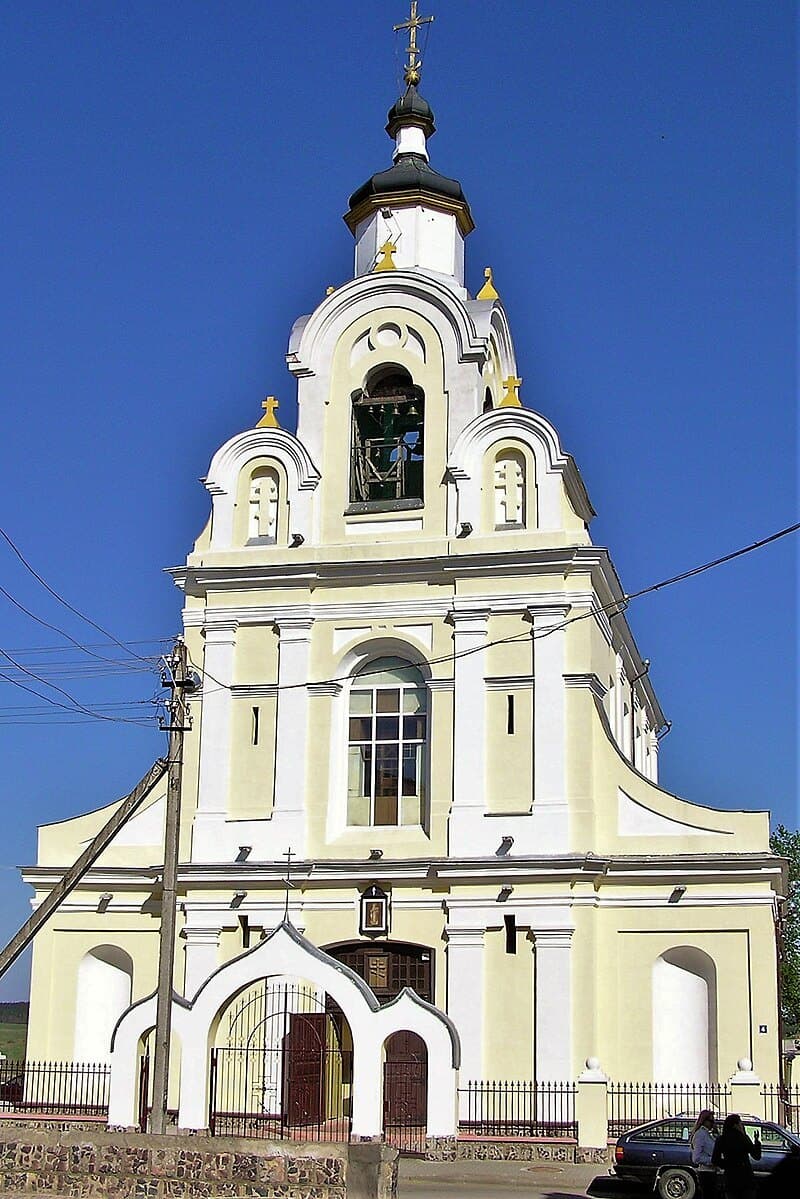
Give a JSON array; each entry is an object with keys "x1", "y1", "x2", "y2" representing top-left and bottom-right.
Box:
[{"x1": 345, "y1": 8, "x2": 473, "y2": 284}]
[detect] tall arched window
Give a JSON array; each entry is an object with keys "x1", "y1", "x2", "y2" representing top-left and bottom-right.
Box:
[{"x1": 347, "y1": 657, "x2": 427, "y2": 827}]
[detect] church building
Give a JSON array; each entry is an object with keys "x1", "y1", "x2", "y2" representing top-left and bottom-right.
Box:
[{"x1": 22, "y1": 9, "x2": 783, "y2": 1139}]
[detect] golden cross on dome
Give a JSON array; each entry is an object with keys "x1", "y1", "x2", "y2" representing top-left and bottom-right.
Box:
[
  {"x1": 256, "y1": 395, "x2": 280, "y2": 428},
  {"x1": 394, "y1": 1, "x2": 435, "y2": 86},
  {"x1": 374, "y1": 240, "x2": 398, "y2": 271},
  {"x1": 500, "y1": 375, "x2": 523, "y2": 407}
]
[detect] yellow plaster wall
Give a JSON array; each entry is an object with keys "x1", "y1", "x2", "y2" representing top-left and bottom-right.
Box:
[
  {"x1": 228, "y1": 694, "x2": 276, "y2": 819},
  {"x1": 483, "y1": 927, "x2": 534, "y2": 1078}
]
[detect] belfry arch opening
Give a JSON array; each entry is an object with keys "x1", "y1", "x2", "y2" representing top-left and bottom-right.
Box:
[{"x1": 350, "y1": 366, "x2": 425, "y2": 507}]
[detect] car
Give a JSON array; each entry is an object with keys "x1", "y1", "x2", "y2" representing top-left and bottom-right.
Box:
[{"x1": 596, "y1": 1113, "x2": 800, "y2": 1198}]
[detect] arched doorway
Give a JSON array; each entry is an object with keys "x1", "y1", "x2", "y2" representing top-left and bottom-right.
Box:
[
  {"x1": 209, "y1": 977, "x2": 352, "y2": 1141},
  {"x1": 383, "y1": 1030, "x2": 428, "y2": 1152}
]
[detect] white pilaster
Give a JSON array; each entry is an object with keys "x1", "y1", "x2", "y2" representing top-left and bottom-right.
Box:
[
  {"x1": 448, "y1": 610, "x2": 489, "y2": 854},
  {"x1": 196, "y1": 621, "x2": 238, "y2": 814},
  {"x1": 270, "y1": 613, "x2": 314, "y2": 855},
  {"x1": 534, "y1": 929, "x2": 573, "y2": 1081},
  {"x1": 192, "y1": 621, "x2": 238, "y2": 861},
  {"x1": 526, "y1": 606, "x2": 570, "y2": 851},
  {"x1": 182, "y1": 925, "x2": 221, "y2": 1000},
  {"x1": 446, "y1": 925, "x2": 485, "y2": 1114}
]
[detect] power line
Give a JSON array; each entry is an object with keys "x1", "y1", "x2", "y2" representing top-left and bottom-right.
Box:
[
  {"x1": 0, "y1": 581, "x2": 156, "y2": 675},
  {"x1": 0, "y1": 526, "x2": 154, "y2": 666},
  {"x1": 188, "y1": 519, "x2": 800, "y2": 696}
]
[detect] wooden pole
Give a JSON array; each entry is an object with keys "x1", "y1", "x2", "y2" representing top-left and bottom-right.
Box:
[
  {"x1": 0, "y1": 758, "x2": 167, "y2": 983},
  {"x1": 150, "y1": 639, "x2": 191, "y2": 1134}
]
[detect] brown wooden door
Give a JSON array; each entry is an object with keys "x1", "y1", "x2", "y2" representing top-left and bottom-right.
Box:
[
  {"x1": 384, "y1": 1030, "x2": 427, "y2": 1127},
  {"x1": 282, "y1": 1013, "x2": 326, "y2": 1126}
]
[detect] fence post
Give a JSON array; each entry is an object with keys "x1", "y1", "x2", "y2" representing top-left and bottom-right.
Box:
[
  {"x1": 576, "y1": 1058, "x2": 609, "y2": 1149},
  {"x1": 728, "y1": 1058, "x2": 763, "y2": 1119}
]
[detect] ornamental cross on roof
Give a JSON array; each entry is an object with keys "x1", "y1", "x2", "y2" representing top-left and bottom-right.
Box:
[{"x1": 394, "y1": 1, "x2": 435, "y2": 86}]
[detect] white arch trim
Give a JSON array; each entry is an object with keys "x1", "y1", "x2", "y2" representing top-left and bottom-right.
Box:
[
  {"x1": 108, "y1": 921, "x2": 459, "y2": 1137},
  {"x1": 287, "y1": 271, "x2": 488, "y2": 379},
  {"x1": 203, "y1": 427, "x2": 321, "y2": 549},
  {"x1": 448, "y1": 406, "x2": 595, "y2": 529}
]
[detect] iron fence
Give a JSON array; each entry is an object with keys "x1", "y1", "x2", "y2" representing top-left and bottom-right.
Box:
[
  {"x1": 458, "y1": 1080, "x2": 577, "y2": 1139},
  {"x1": 761, "y1": 1084, "x2": 800, "y2": 1130},
  {"x1": 0, "y1": 1059, "x2": 110, "y2": 1117},
  {"x1": 608, "y1": 1082, "x2": 731, "y2": 1135}
]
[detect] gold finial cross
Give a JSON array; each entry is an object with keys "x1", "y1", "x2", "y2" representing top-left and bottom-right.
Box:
[
  {"x1": 256, "y1": 395, "x2": 280, "y2": 428},
  {"x1": 393, "y1": 1, "x2": 434, "y2": 87},
  {"x1": 374, "y1": 240, "x2": 398, "y2": 272},
  {"x1": 500, "y1": 375, "x2": 523, "y2": 407}
]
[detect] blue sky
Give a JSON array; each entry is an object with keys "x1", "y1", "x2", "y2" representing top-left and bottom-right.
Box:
[{"x1": 0, "y1": 1, "x2": 796, "y2": 1000}]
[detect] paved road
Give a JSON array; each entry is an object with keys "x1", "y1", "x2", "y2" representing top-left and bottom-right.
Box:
[{"x1": 399, "y1": 1157, "x2": 605, "y2": 1198}]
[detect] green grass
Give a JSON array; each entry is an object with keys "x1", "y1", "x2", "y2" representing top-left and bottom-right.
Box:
[{"x1": 0, "y1": 1022, "x2": 27, "y2": 1061}]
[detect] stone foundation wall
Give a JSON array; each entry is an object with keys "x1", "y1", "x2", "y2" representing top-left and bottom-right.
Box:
[
  {"x1": 0, "y1": 1128, "x2": 397, "y2": 1199},
  {"x1": 423, "y1": 1137, "x2": 612, "y2": 1163}
]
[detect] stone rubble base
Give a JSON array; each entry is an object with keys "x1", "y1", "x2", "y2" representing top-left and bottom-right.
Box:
[
  {"x1": 0, "y1": 1128, "x2": 397, "y2": 1199},
  {"x1": 423, "y1": 1138, "x2": 612, "y2": 1163}
]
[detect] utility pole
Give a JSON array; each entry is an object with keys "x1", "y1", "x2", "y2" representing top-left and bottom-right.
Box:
[{"x1": 150, "y1": 638, "x2": 192, "y2": 1134}]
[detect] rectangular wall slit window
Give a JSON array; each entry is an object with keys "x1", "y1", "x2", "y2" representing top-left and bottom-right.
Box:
[
  {"x1": 504, "y1": 913, "x2": 516, "y2": 955},
  {"x1": 507, "y1": 694, "x2": 515, "y2": 734},
  {"x1": 238, "y1": 914, "x2": 250, "y2": 949},
  {"x1": 252, "y1": 706, "x2": 259, "y2": 746}
]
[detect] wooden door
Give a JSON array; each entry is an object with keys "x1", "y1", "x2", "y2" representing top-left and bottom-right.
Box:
[
  {"x1": 282, "y1": 1012, "x2": 326, "y2": 1126},
  {"x1": 384, "y1": 1030, "x2": 427, "y2": 1128}
]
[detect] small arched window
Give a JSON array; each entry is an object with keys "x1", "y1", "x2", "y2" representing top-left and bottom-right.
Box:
[
  {"x1": 347, "y1": 657, "x2": 427, "y2": 827},
  {"x1": 493, "y1": 448, "x2": 526, "y2": 528},
  {"x1": 247, "y1": 467, "x2": 280, "y2": 542},
  {"x1": 350, "y1": 368, "x2": 425, "y2": 507}
]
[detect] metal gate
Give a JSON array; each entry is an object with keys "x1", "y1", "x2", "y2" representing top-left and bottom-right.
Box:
[
  {"x1": 137, "y1": 1052, "x2": 150, "y2": 1132},
  {"x1": 383, "y1": 1030, "x2": 428, "y2": 1154},
  {"x1": 208, "y1": 980, "x2": 352, "y2": 1142}
]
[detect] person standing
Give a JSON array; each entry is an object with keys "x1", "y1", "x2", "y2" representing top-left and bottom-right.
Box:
[
  {"x1": 711, "y1": 1113, "x2": 761, "y2": 1199},
  {"x1": 690, "y1": 1109, "x2": 719, "y2": 1197}
]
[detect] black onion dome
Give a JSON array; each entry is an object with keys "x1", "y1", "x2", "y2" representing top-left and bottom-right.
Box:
[
  {"x1": 348, "y1": 154, "x2": 467, "y2": 211},
  {"x1": 386, "y1": 85, "x2": 436, "y2": 139}
]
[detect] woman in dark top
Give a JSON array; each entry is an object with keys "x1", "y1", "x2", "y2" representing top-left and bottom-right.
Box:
[{"x1": 711, "y1": 1113, "x2": 761, "y2": 1199}]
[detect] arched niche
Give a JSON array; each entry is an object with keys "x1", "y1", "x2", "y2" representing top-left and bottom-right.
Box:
[
  {"x1": 486, "y1": 443, "x2": 535, "y2": 531},
  {"x1": 74, "y1": 945, "x2": 133, "y2": 1062},
  {"x1": 233, "y1": 457, "x2": 289, "y2": 546},
  {"x1": 652, "y1": 946, "x2": 718, "y2": 1083}
]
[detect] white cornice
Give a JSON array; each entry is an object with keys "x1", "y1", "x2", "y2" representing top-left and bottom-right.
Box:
[
  {"x1": 485, "y1": 675, "x2": 535, "y2": 691},
  {"x1": 20, "y1": 853, "x2": 783, "y2": 894},
  {"x1": 565, "y1": 673, "x2": 608, "y2": 701}
]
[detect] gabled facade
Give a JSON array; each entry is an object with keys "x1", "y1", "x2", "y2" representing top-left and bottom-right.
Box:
[{"x1": 23, "y1": 60, "x2": 782, "y2": 1106}]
